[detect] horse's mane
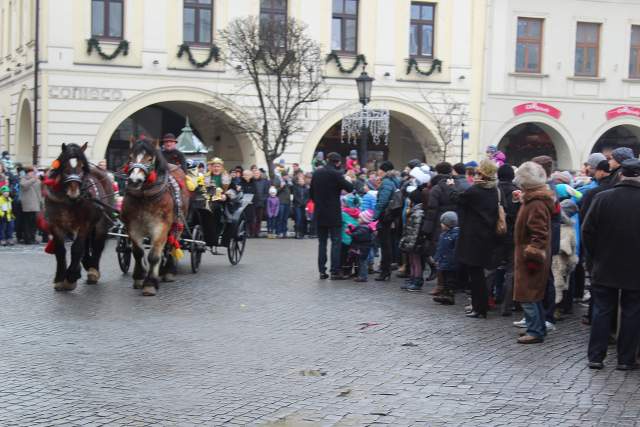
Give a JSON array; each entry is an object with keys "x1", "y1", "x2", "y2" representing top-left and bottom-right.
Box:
[
  {"x1": 132, "y1": 138, "x2": 168, "y2": 176},
  {"x1": 51, "y1": 143, "x2": 90, "y2": 178}
]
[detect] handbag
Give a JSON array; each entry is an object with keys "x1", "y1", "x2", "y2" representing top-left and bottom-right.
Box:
[{"x1": 496, "y1": 188, "x2": 507, "y2": 236}]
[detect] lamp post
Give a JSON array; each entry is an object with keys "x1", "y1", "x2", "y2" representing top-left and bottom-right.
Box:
[
  {"x1": 460, "y1": 122, "x2": 465, "y2": 164},
  {"x1": 355, "y1": 65, "x2": 374, "y2": 169}
]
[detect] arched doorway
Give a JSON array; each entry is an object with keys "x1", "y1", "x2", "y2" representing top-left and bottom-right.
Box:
[
  {"x1": 591, "y1": 125, "x2": 640, "y2": 158},
  {"x1": 304, "y1": 99, "x2": 441, "y2": 170},
  {"x1": 94, "y1": 87, "x2": 263, "y2": 170},
  {"x1": 16, "y1": 99, "x2": 33, "y2": 164},
  {"x1": 105, "y1": 101, "x2": 247, "y2": 171},
  {"x1": 498, "y1": 123, "x2": 557, "y2": 166}
]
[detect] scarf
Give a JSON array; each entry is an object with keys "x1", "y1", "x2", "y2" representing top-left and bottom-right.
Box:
[{"x1": 473, "y1": 176, "x2": 497, "y2": 189}]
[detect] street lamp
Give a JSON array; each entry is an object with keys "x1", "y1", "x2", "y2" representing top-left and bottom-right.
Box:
[{"x1": 355, "y1": 65, "x2": 374, "y2": 168}]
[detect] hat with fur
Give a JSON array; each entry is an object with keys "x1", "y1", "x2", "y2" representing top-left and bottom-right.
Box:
[
  {"x1": 515, "y1": 161, "x2": 547, "y2": 190},
  {"x1": 477, "y1": 159, "x2": 498, "y2": 180},
  {"x1": 410, "y1": 166, "x2": 431, "y2": 186},
  {"x1": 440, "y1": 211, "x2": 458, "y2": 227}
]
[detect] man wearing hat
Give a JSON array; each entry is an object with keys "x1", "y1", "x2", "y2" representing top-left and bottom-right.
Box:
[
  {"x1": 582, "y1": 159, "x2": 640, "y2": 370},
  {"x1": 161, "y1": 133, "x2": 187, "y2": 173},
  {"x1": 205, "y1": 157, "x2": 230, "y2": 198},
  {"x1": 608, "y1": 147, "x2": 635, "y2": 184}
]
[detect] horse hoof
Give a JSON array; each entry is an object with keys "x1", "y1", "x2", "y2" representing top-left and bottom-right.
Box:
[
  {"x1": 55, "y1": 280, "x2": 77, "y2": 291},
  {"x1": 86, "y1": 268, "x2": 100, "y2": 284},
  {"x1": 142, "y1": 285, "x2": 157, "y2": 296},
  {"x1": 162, "y1": 273, "x2": 175, "y2": 282}
]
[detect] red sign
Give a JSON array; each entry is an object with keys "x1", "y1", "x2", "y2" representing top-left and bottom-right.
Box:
[
  {"x1": 606, "y1": 106, "x2": 640, "y2": 120},
  {"x1": 513, "y1": 102, "x2": 562, "y2": 119}
]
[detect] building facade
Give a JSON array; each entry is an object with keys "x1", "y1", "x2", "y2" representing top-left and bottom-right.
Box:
[
  {"x1": 0, "y1": 0, "x2": 485, "y2": 170},
  {"x1": 481, "y1": 0, "x2": 640, "y2": 169}
]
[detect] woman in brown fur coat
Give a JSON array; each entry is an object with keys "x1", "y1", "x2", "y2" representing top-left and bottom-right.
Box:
[{"x1": 513, "y1": 162, "x2": 555, "y2": 344}]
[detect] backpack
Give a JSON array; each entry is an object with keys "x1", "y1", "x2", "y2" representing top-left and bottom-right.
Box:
[{"x1": 383, "y1": 180, "x2": 403, "y2": 223}]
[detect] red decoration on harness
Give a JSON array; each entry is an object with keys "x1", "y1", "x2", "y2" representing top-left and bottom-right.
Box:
[
  {"x1": 167, "y1": 234, "x2": 181, "y2": 249},
  {"x1": 177, "y1": 178, "x2": 184, "y2": 190},
  {"x1": 147, "y1": 170, "x2": 157, "y2": 184},
  {"x1": 123, "y1": 164, "x2": 129, "y2": 173},
  {"x1": 51, "y1": 159, "x2": 61, "y2": 170},
  {"x1": 44, "y1": 240, "x2": 56, "y2": 254},
  {"x1": 43, "y1": 176, "x2": 62, "y2": 192}
]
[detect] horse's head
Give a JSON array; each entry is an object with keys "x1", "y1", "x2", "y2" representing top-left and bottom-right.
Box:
[
  {"x1": 54, "y1": 142, "x2": 90, "y2": 200},
  {"x1": 127, "y1": 137, "x2": 166, "y2": 189}
]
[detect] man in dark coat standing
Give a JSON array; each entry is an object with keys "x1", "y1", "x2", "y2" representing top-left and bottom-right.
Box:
[
  {"x1": 582, "y1": 159, "x2": 640, "y2": 371},
  {"x1": 310, "y1": 152, "x2": 354, "y2": 280}
]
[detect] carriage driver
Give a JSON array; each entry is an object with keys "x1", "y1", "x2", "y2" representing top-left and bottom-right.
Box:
[{"x1": 161, "y1": 133, "x2": 188, "y2": 173}]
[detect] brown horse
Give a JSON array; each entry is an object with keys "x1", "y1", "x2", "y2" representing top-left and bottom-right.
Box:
[
  {"x1": 44, "y1": 142, "x2": 115, "y2": 291},
  {"x1": 121, "y1": 138, "x2": 189, "y2": 296}
]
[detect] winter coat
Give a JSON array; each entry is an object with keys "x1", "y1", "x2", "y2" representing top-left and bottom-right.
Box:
[
  {"x1": 239, "y1": 178, "x2": 256, "y2": 196},
  {"x1": 20, "y1": 176, "x2": 42, "y2": 213},
  {"x1": 451, "y1": 184, "x2": 500, "y2": 267},
  {"x1": 434, "y1": 226, "x2": 459, "y2": 272},
  {"x1": 422, "y1": 176, "x2": 458, "y2": 250},
  {"x1": 253, "y1": 177, "x2": 270, "y2": 208},
  {"x1": 341, "y1": 207, "x2": 360, "y2": 245},
  {"x1": 399, "y1": 203, "x2": 424, "y2": 253},
  {"x1": 292, "y1": 183, "x2": 310, "y2": 208},
  {"x1": 349, "y1": 223, "x2": 375, "y2": 250},
  {"x1": 582, "y1": 180, "x2": 640, "y2": 291},
  {"x1": 551, "y1": 218, "x2": 578, "y2": 303},
  {"x1": 274, "y1": 177, "x2": 292, "y2": 205},
  {"x1": 266, "y1": 196, "x2": 280, "y2": 218},
  {"x1": 346, "y1": 157, "x2": 359, "y2": 172},
  {"x1": 579, "y1": 173, "x2": 615, "y2": 222},
  {"x1": 309, "y1": 164, "x2": 354, "y2": 228},
  {"x1": 361, "y1": 191, "x2": 377, "y2": 212},
  {"x1": 0, "y1": 194, "x2": 14, "y2": 220},
  {"x1": 374, "y1": 172, "x2": 401, "y2": 221},
  {"x1": 513, "y1": 187, "x2": 555, "y2": 303}
]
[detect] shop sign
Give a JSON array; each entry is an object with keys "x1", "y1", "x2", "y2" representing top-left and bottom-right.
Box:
[
  {"x1": 606, "y1": 106, "x2": 640, "y2": 120},
  {"x1": 513, "y1": 102, "x2": 561, "y2": 119},
  {"x1": 49, "y1": 86, "x2": 124, "y2": 101}
]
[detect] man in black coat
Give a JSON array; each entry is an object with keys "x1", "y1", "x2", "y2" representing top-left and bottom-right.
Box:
[
  {"x1": 582, "y1": 159, "x2": 640, "y2": 371},
  {"x1": 310, "y1": 152, "x2": 354, "y2": 280}
]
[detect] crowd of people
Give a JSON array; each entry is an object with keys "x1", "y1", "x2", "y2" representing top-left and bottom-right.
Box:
[{"x1": 308, "y1": 145, "x2": 640, "y2": 370}]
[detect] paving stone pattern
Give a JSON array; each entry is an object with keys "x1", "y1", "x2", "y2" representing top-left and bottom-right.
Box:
[{"x1": 1, "y1": 239, "x2": 639, "y2": 426}]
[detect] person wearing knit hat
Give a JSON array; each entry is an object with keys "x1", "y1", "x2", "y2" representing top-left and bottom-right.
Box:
[
  {"x1": 409, "y1": 166, "x2": 431, "y2": 186},
  {"x1": 432, "y1": 211, "x2": 460, "y2": 305},
  {"x1": 609, "y1": 147, "x2": 635, "y2": 175},
  {"x1": 407, "y1": 158, "x2": 422, "y2": 170},
  {"x1": 585, "y1": 153, "x2": 607, "y2": 174},
  {"x1": 349, "y1": 209, "x2": 376, "y2": 283},
  {"x1": 486, "y1": 145, "x2": 506, "y2": 167},
  {"x1": 512, "y1": 161, "x2": 555, "y2": 344},
  {"x1": 550, "y1": 171, "x2": 572, "y2": 186}
]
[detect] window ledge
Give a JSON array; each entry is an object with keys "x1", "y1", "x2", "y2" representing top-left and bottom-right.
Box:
[
  {"x1": 567, "y1": 76, "x2": 605, "y2": 82},
  {"x1": 168, "y1": 66, "x2": 225, "y2": 73},
  {"x1": 509, "y1": 72, "x2": 549, "y2": 78},
  {"x1": 622, "y1": 78, "x2": 640, "y2": 83}
]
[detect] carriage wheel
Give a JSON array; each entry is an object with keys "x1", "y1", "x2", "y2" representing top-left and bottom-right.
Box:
[
  {"x1": 227, "y1": 219, "x2": 247, "y2": 265},
  {"x1": 190, "y1": 225, "x2": 204, "y2": 273},
  {"x1": 116, "y1": 236, "x2": 131, "y2": 274}
]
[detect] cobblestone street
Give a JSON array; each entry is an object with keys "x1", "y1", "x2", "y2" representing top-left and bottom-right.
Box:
[{"x1": 1, "y1": 239, "x2": 639, "y2": 426}]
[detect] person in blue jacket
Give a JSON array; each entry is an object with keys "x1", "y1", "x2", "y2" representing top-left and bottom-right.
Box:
[{"x1": 373, "y1": 161, "x2": 400, "y2": 281}]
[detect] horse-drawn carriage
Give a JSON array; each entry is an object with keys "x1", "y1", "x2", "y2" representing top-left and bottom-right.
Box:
[{"x1": 112, "y1": 191, "x2": 252, "y2": 274}]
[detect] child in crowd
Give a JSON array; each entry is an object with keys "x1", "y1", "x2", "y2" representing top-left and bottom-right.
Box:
[
  {"x1": 0, "y1": 185, "x2": 15, "y2": 246},
  {"x1": 552, "y1": 199, "x2": 579, "y2": 314},
  {"x1": 348, "y1": 209, "x2": 377, "y2": 282},
  {"x1": 340, "y1": 194, "x2": 361, "y2": 277},
  {"x1": 266, "y1": 186, "x2": 279, "y2": 239},
  {"x1": 432, "y1": 211, "x2": 460, "y2": 305},
  {"x1": 399, "y1": 188, "x2": 426, "y2": 292}
]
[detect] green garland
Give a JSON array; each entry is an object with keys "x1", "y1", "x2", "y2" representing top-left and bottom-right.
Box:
[
  {"x1": 177, "y1": 43, "x2": 220, "y2": 68},
  {"x1": 86, "y1": 38, "x2": 129, "y2": 60},
  {"x1": 406, "y1": 58, "x2": 443, "y2": 76},
  {"x1": 325, "y1": 51, "x2": 367, "y2": 74}
]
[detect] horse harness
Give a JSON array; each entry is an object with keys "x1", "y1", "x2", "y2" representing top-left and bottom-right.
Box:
[{"x1": 125, "y1": 167, "x2": 184, "y2": 224}]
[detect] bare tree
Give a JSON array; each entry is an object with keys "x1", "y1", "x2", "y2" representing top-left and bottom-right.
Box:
[
  {"x1": 421, "y1": 91, "x2": 468, "y2": 162},
  {"x1": 218, "y1": 16, "x2": 327, "y2": 177}
]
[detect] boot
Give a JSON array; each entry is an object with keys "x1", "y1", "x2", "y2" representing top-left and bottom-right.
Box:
[
  {"x1": 406, "y1": 278, "x2": 424, "y2": 292},
  {"x1": 400, "y1": 278, "x2": 414, "y2": 290},
  {"x1": 433, "y1": 289, "x2": 455, "y2": 305}
]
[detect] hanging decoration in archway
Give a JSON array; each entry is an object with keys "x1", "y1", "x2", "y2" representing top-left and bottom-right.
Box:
[{"x1": 341, "y1": 107, "x2": 390, "y2": 145}]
